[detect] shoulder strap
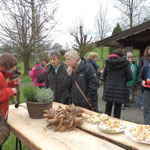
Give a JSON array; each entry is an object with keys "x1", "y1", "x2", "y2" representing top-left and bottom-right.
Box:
[
  {"x1": 74, "y1": 81, "x2": 94, "y2": 111},
  {"x1": 36, "y1": 66, "x2": 43, "y2": 72}
]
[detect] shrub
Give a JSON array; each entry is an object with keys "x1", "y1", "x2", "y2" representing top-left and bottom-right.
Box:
[
  {"x1": 35, "y1": 88, "x2": 54, "y2": 102},
  {"x1": 22, "y1": 86, "x2": 53, "y2": 102}
]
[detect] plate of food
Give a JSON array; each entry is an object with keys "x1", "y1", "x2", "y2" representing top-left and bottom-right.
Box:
[
  {"x1": 124, "y1": 124, "x2": 150, "y2": 144},
  {"x1": 82, "y1": 113, "x2": 109, "y2": 124},
  {"x1": 99, "y1": 119, "x2": 125, "y2": 133}
]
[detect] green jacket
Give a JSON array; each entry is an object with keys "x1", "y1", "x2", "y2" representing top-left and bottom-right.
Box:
[{"x1": 126, "y1": 63, "x2": 137, "y2": 86}]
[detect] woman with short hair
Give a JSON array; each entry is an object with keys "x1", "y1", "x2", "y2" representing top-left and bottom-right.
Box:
[
  {"x1": 45, "y1": 50, "x2": 70, "y2": 104},
  {"x1": 64, "y1": 50, "x2": 99, "y2": 111},
  {"x1": 87, "y1": 52, "x2": 101, "y2": 77},
  {"x1": 0, "y1": 53, "x2": 20, "y2": 149},
  {"x1": 126, "y1": 52, "x2": 138, "y2": 103}
]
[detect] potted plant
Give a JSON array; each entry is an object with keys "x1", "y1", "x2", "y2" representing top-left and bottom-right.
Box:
[{"x1": 22, "y1": 86, "x2": 53, "y2": 119}]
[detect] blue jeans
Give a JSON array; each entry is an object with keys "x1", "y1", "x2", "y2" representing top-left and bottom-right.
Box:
[
  {"x1": 139, "y1": 90, "x2": 144, "y2": 107},
  {"x1": 143, "y1": 90, "x2": 150, "y2": 124}
]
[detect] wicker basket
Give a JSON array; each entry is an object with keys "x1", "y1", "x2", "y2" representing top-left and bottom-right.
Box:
[{"x1": 26, "y1": 101, "x2": 53, "y2": 119}]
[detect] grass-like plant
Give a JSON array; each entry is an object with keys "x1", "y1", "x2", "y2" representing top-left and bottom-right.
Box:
[{"x1": 22, "y1": 86, "x2": 37, "y2": 102}]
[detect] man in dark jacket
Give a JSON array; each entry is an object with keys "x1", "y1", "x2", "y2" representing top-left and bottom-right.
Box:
[
  {"x1": 103, "y1": 48, "x2": 132, "y2": 118},
  {"x1": 45, "y1": 50, "x2": 70, "y2": 104},
  {"x1": 64, "y1": 50, "x2": 99, "y2": 111}
]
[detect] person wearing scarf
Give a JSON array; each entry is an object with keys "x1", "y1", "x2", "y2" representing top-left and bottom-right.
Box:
[{"x1": 45, "y1": 50, "x2": 70, "y2": 105}]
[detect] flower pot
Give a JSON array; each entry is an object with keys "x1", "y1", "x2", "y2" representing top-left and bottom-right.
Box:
[{"x1": 26, "y1": 101, "x2": 53, "y2": 119}]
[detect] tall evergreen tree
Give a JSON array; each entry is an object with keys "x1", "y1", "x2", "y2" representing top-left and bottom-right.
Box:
[{"x1": 109, "y1": 23, "x2": 122, "y2": 54}]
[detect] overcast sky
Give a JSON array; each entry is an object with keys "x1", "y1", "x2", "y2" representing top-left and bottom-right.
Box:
[{"x1": 52, "y1": 0, "x2": 121, "y2": 48}]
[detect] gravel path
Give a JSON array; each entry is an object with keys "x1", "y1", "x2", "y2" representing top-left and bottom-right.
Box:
[{"x1": 98, "y1": 86, "x2": 144, "y2": 124}]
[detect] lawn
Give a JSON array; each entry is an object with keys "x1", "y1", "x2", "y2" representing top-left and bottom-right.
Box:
[{"x1": 85, "y1": 47, "x2": 140, "y2": 68}]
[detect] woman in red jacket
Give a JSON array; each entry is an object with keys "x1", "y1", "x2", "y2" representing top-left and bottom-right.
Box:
[{"x1": 0, "y1": 53, "x2": 20, "y2": 149}]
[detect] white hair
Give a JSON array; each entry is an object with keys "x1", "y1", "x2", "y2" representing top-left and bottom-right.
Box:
[
  {"x1": 64, "y1": 50, "x2": 80, "y2": 59},
  {"x1": 126, "y1": 52, "x2": 133, "y2": 57}
]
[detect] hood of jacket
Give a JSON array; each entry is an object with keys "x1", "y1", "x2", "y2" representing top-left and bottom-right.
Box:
[
  {"x1": 106, "y1": 57, "x2": 129, "y2": 70},
  {"x1": 0, "y1": 67, "x2": 12, "y2": 78}
]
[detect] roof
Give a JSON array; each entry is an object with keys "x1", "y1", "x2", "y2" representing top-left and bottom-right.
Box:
[{"x1": 96, "y1": 21, "x2": 150, "y2": 50}]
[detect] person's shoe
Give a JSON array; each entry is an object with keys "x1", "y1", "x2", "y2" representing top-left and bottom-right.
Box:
[
  {"x1": 125, "y1": 103, "x2": 130, "y2": 107},
  {"x1": 97, "y1": 108, "x2": 103, "y2": 113},
  {"x1": 121, "y1": 104, "x2": 125, "y2": 110},
  {"x1": 140, "y1": 106, "x2": 144, "y2": 110}
]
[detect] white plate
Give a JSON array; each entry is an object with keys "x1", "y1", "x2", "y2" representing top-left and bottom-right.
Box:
[
  {"x1": 99, "y1": 121, "x2": 125, "y2": 133},
  {"x1": 124, "y1": 126, "x2": 150, "y2": 144}
]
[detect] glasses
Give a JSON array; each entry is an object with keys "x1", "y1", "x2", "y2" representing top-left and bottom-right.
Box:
[{"x1": 128, "y1": 56, "x2": 133, "y2": 58}]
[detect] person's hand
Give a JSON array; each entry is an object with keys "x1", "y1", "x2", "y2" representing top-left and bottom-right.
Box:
[
  {"x1": 12, "y1": 88, "x2": 17, "y2": 94},
  {"x1": 142, "y1": 80, "x2": 146, "y2": 86},
  {"x1": 14, "y1": 78, "x2": 21, "y2": 85},
  {"x1": 100, "y1": 69, "x2": 103, "y2": 74},
  {"x1": 67, "y1": 67, "x2": 72, "y2": 76}
]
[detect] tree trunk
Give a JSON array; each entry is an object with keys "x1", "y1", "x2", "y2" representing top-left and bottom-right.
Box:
[{"x1": 23, "y1": 57, "x2": 30, "y2": 75}]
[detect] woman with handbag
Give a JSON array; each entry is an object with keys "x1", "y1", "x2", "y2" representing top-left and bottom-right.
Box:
[
  {"x1": 64, "y1": 50, "x2": 99, "y2": 111},
  {"x1": 0, "y1": 53, "x2": 20, "y2": 149}
]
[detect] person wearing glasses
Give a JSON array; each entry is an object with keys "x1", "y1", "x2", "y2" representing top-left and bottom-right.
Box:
[{"x1": 122, "y1": 52, "x2": 138, "y2": 110}]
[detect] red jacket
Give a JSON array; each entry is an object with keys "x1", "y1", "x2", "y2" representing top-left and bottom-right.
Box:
[{"x1": 0, "y1": 67, "x2": 15, "y2": 117}]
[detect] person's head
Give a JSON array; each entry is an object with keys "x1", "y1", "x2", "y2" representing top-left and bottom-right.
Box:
[
  {"x1": 48, "y1": 50, "x2": 61, "y2": 67},
  {"x1": 42, "y1": 58, "x2": 48, "y2": 65},
  {"x1": 35, "y1": 59, "x2": 40, "y2": 65},
  {"x1": 0, "y1": 53, "x2": 18, "y2": 73},
  {"x1": 143, "y1": 46, "x2": 150, "y2": 60},
  {"x1": 112, "y1": 48, "x2": 124, "y2": 57},
  {"x1": 64, "y1": 50, "x2": 80, "y2": 68},
  {"x1": 87, "y1": 52, "x2": 98, "y2": 61},
  {"x1": 126, "y1": 52, "x2": 133, "y2": 63}
]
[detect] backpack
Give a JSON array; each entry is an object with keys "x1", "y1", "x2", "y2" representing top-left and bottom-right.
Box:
[{"x1": 36, "y1": 66, "x2": 44, "y2": 83}]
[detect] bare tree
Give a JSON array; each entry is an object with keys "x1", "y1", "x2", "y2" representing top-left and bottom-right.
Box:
[
  {"x1": 0, "y1": 0, "x2": 57, "y2": 75},
  {"x1": 71, "y1": 24, "x2": 95, "y2": 58},
  {"x1": 95, "y1": 2, "x2": 111, "y2": 67},
  {"x1": 114, "y1": 0, "x2": 149, "y2": 29}
]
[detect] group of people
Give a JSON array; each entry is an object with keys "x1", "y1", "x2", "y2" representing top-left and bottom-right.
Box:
[
  {"x1": 103, "y1": 47, "x2": 150, "y2": 125},
  {"x1": 1, "y1": 46, "x2": 150, "y2": 149},
  {"x1": 30, "y1": 50, "x2": 100, "y2": 111}
]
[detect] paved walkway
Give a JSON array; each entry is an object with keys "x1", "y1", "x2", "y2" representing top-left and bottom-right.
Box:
[{"x1": 98, "y1": 86, "x2": 144, "y2": 124}]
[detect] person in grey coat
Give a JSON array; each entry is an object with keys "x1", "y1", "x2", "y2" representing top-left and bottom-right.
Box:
[
  {"x1": 45, "y1": 50, "x2": 70, "y2": 104},
  {"x1": 103, "y1": 48, "x2": 132, "y2": 118}
]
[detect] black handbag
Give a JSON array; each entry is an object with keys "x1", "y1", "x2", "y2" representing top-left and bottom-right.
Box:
[{"x1": 0, "y1": 109, "x2": 10, "y2": 145}]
